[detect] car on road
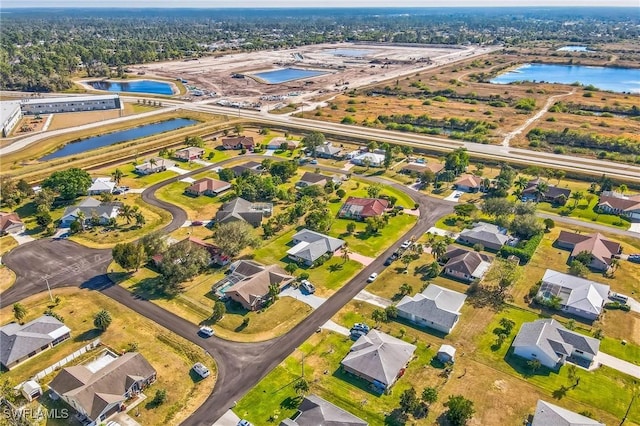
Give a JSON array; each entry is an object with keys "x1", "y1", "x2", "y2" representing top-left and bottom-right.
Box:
[
  {"x1": 300, "y1": 280, "x2": 316, "y2": 294},
  {"x1": 400, "y1": 240, "x2": 412, "y2": 250},
  {"x1": 384, "y1": 252, "x2": 400, "y2": 266},
  {"x1": 238, "y1": 420, "x2": 253, "y2": 426},
  {"x1": 192, "y1": 362, "x2": 210, "y2": 378},
  {"x1": 199, "y1": 326, "x2": 214, "y2": 337},
  {"x1": 367, "y1": 272, "x2": 378, "y2": 282}
]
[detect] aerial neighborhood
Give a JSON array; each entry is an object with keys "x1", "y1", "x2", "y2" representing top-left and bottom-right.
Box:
[{"x1": 0, "y1": 6, "x2": 639, "y2": 426}]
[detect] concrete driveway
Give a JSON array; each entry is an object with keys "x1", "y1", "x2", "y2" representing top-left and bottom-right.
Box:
[
  {"x1": 281, "y1": 286, "x2": 327, "y2": 309},
  {"x1": 334, "y1": 248, "x2": 375, "y2": 266},
  {"x1": 596, "y1": 352, "x2": 640, "y2": 378},
  {"x1": 444, "y1": 190, "x2": 465, "y2": 202},
  {"x1": 9, "y1": 231, "x2": 35, "y2": 245},
  {"x1": 628, "y1": 220, "x2": 640, "y2": 233}
]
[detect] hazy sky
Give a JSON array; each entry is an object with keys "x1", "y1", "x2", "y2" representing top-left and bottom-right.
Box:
[{"x1": 3, "y1": 0, "x2": 638, "y2": 7}]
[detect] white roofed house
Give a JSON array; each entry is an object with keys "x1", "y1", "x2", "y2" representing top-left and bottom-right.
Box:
[
  {"x1": 134, "y1": 157, "x2": 175, "y2": 175},
  {"x1": 60, "y1": 197, "x2": 122, "y2": 227},
  {"x1": 531, "y1": 400, "x2": 605, "y2": 426},
  {"x1": 286, "y1": 229, "x2": 345, "y2": 266},
  {"x1": 457, "y1": 222, "x2": 510, "y2": 251},
  {"x1": 351, "y1": 152, "x2": 385, "y2": 167},
  {"x1": 396, "y1": 284, "x2": 467, "y2": 334},
  {"x1": 87, "y1": 177, "x2": 116, "y2": 195},
  {"x1": 537, "y1": 270, "x2": 610, "y2": 321}
]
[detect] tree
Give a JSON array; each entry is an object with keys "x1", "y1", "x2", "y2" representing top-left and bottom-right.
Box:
[
  {"x1": 285, "y1": 263, "x2": 298, "y2": 274},
  {"x1": 367, "y1": 183, "x2": 382, "y2": 199},
  {"x1": 365, "y1": 215, "x2": 387, "y2": 234},
  {"x1": 293, "y1": 378, "x2": 309, "y2": 397},
  {"x1": 482, "y1": 198, "x2": 514, "y2": 218},
  {"x1": 112, "y1": 168, "x2": 124, "y2": 186},
  {"x1": 543, "y1": 218, "x2": 555, "y2": 231},
  {"x1": 499, "y1": 318, "x2": 516, "y2": 334},
  {"x1": 454, "y1": 203, "x2": 477, "y2": 218},
  {"x1": 399, "y1": 387, "x2": 419, "y2": 413},
  {"x1": 371, "y1": 308, "x2": 387, "y2": 325},
  {"x1": 574, "y1": 250, "x2": 592, "y2": 266},
  {"x1": 619, "y1": 184, "x2": 628, "y2": 194},
  {"x1": 118, "y1": 204, "x2": 134, "y2": 224},
  {"x1": 444, "y1": 148, "x2": 470, "y2": 175},
  {"x1": 213, "y1": 221, "x2": 260, "y2": 258},
  {"x1": 514, "y1": 201, "x2": 537, "y2": 216},
  {"x1": 152, "y1": 389, "x2": 167, "y2": 406},
  {"x1": 385, "y1": 305, "x2": 398, "y2": 319},
  {"x1": 426, "y1": 261, "x2": 441, "y2": 278},
  {"x1": 533, "y1": 181, "x2": 549, "y2": 202},
  {"x1": 336, "y1": 188, "x2": 346, "y2": 199},
  {"x1": 568, "y1": 260, "x2": 589, "y2": 277},
  {"x1": 134, "y1": 211, "x2": 146, "y2": 226},
  {"x1": 341, "y1": 245, "x2": 351, "y2": 264},
  {"x1": 93, "y1": 309, "x2": 112, "y2": 331},
  {"x1": 400, "y1": 283, "x2": 413, "y2": 296},
  {"x1": 346, "y1": 222, "x2": 356, "y2": 234},
  {"x1": 566, "y1": 319, "x2": 576, "y2": 330},
  {"x1": 431, "y1": 240, "x2": 448, "y2": 261},
  {"x1": 444, "y1": 395, "x2": 475, "y2": 426},
  {"x1": 269, "y1": 160, "x2": 298, "y2": 182},
  {"x1": 234, "y1": 123, "x2": 244, "y2": 135},
  {"x1": 158, "y1": 241, "x2": 211, "y2": 295},
  {"x1": 514, "y1": 176, "x2": 529, "y2": 191},
  {"x1": 34, "y1": 187, "x2": 56, "y2": 209},
  {"x1": 419, "y1": 170, "x2": 435, "y2": 187},
  {"x1": 36, "y1": 210, "x2": 53, "y2": 227},
  {"x1": 509, "y1": 214, "x2": 543, "y2": 239},
  {"x1": 42, "y1": 168, "x2": 92, "y2": 199},
  {"x1": 211, "y1": 301, "x2": 226, "y2": 323},
  {"x1": 218, "y1": 168, "x2": 236, "y2": 182},
  {"x1": 301, "y1": 131, "x2": 325, "y2": 157},
  {"x1": 527, "y1": 359, "x2": 541, "y2": 373},
  {"x1": 305, "y1": 208, "x2": 333, "y2": 233},
  {"x1": 112, "y1": 242, "x2": 146, "y2": 271},
  {"x1": 140, "y1": 231, "x2": 167, "y2": 259},
  {"x1": 13, "y1": 303, "x2": 27, "y2": 324},
  {"x1": 421, "y1": 387, "x2": 439, "y2": 405},
  {"x1": 570, "y1": 191, "x2": 584, "y2": 208},
  {"x1": 401, "y1": 254, "x2": 412, "y2": 271}
]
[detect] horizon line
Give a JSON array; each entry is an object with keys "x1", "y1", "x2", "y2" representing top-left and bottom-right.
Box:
[{"x1": 2, "y1": 5, "x2": 638, "y2": 8}]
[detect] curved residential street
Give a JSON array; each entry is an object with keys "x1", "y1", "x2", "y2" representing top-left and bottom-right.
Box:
[{"x1": 0, "y1": 153, "x2": 455, "y2": 425}]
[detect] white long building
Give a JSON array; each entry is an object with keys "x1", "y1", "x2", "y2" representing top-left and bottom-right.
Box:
[
  {"x1": 1, "y1": 101, "x2": 22, "y2": 137},
  {"x1": 20, "y1": 94, "x2": 123, "y2": 115}
]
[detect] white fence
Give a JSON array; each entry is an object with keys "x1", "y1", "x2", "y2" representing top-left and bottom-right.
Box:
[{"x1": 32, "y1": 338, "x2": 101, "y2": 381}]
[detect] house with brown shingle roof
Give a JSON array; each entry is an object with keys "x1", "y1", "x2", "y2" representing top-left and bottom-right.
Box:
[
  {"x1": 453, "y1": 174, "x2": 483, "y2": 192},
  {"x1": 185, "y1": 177, "x2": 231, "y2": 196},
  {"x1": 49, "y1": 352, "x2": 156, "y2": 425},
  {"x1": 556, "y1": 231, "x2": 621, "y2": 271},
  {"x1": 338, "y1": 197, "x2": 389, "y2": 220},
  {"x1": 442, "y1": 246, "x2": 492, "y2": 282},
  {"x1": 597, "y1": 194, "x2": 640, "y2": 220},
  {"x1": 521, "y1": 178, "x2": 571, "y2": 204},
  {"x1": 0, "y1": 212, "x2": 24, "y2": 235},
  {"x1": 400, "y1": 162, "x2": 445, "y2": 176},
  {"x1": 214, "y1": 260, "x2": 294, "y2": 310},
  {"x1": 221, "y1": 136, "x2": 255, "y2": 151}
]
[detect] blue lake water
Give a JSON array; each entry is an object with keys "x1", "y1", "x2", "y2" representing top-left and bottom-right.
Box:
[
  {"x1": 41, "y1": 118, "x2": 198, "y2": 161},
  {"x1": 490, "y1": 64, "x2": 640, "y2": 93},
  {"x1": 557, "y1": 46, "x2": 592, "y2": 52},
  {"x1": 253, "y1": 68, "x2": 328, "y2": 84},
  {"x1": 325, "y1": 48, "x2": 377, "y2": 57},
  {"x1": 88, "y1": 80, "x2": 175, "y2": 95}
]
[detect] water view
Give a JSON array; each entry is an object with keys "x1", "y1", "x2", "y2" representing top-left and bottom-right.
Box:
[
  {"x1": 253, "y1": 68, "x2": 328, "y2": 84},
  {"x1": 41, "y1": 118, "x2": 197, "y2": 161},
  {"x1": 88, "y1": 79, "x2": 175, "y2": 95},
  {"x1": 557, "y1": 46, "x2": 593, "y2": 52},
  {"x1": 325, "y1": 48, "x2": 378, "y2": 57},
  {"x1": 490, "y1": 63, "x2": 640, "y2": 93}
]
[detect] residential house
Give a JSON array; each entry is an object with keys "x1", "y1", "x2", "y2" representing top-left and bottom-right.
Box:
[
  {"x1": 87, "y1": 177, "x2": 116, "y2": 195},
  {"x1": 457, "y1": 222, "x2": 510, "y2": 251},
  {"x1": 531, "y1": 400, "x2": 604, "y2": 426},
  {"x1": 295, "y1": 172, "x2": 330, "y2": 188},
  {"x1": 267, "y1": 137, "x2": 299, "y2": 150},
  {"x1": 49, "y1": 352, "x2": 156, "y2": 425},
  {"x1": 351, "y1": 152, "x2": 385, "y2": 167},
  {"x1": 597, "y1": 193, "x2": 640, "y2": 220},
  {"x1": 134, "y1": 158, "x2": 175, "y2": 175},
  {"x1": 60, "y1": 197, "x2": 121, "y2": 226},
  {"x1": 228, "y1": 161, "x2": 262, "y2": 177},
  {"x1": 437, "y1": 345, "x2": 456, "y2": 364},
  {"x1": 174, "y1": 147, "x2": 205, "y2": 161},
  {"x1": 556, "y1": 231, "x2": 621, "y2": 271},
  {"x1": 442, "y1": 246, "x2": 492, "y2": 282},
  {"x1": 185, "y1": 178, "x2": 231, "y2": 196},
  {"x1": 286, "y1": 229, "x2": 345, "y2": 266},
  {"x1": 396, "y1": 284, "x2": 467, "y2": 334},
  {"x1": 215, "y1": 197, "x2": 272, "y2": 227},
  {"x1": 512, "y1": 319, "x2": 600, "y2": 369},
  {"x1": 313, "y1": 143, "x2": 342, "y2": 159},
  {"x1": 537, "y1": 269, "x2": 610, "y2": 320},
  {"x1": 453, "y1": 174, "x2": 483, "y2": 192},
  {"x1": 0, "y1": 315, "x2": 71, "y2": 370},
  {"x1": 521, "y1": 178, "x2": 571, "y2": 204},
  {"x1": 340, "y1": 330, "x2": 416, "y2": 392},
  {"x1": 214, "y1": 260, "x2": 295, "y2": 310},
  {"x1": 280, "y1": 395, "x2": 368, "y2": 426},
  {"x1": 338, "y1": 197, "x2": 389, "y2": 220},
  {"x1": 0, "y1": 212, "x2": 24, "y2": 235},
  {"x1": 221, "y1": 136, "x2": 254, "y2": 151},
  {"x1": 400, "y1": 162, "x2": 445, "y2": 176}
]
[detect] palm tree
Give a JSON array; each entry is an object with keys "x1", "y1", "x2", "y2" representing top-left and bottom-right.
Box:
[
  {"x1": 514, "y1": 176, "x2": 529, "y2": 191},
  {"x1": 118, "y1": 205, "x2": 133, "y2": 224},
  {"x1": 76, "y1": 211, "x2": 86, "y2": 230},
  {"x1": 93, "y1": 309, "x2": 112, "y2": 331},
  {"x1": 619, "y1": 184, "x2": 627, "y2": 195},
  {"x1": 431, "y1": 240, "x2": 448, "y2": 261},
  {"x1": 293, "y1": 378, "x2": 309, "y2": 397},
  {"x1": 112, "y1": 168, "x2": 124, "y2": 186},
  {"x1": 341, "y1": 244, "x2": 351, "y2": 264},
  {"x1": 570, "y1": 191, "x2": 584, "y2": 208},
  {"x1": 609, "y1": 258, "x2": 619, "y2": 277},
  {"x1": 149, "y1": 157, "x2": 158, "y2": 171},
  {"x1": 533, "y1": 181, "x2": 549, "y2": 202},
  {"x1": 13, "y1": 303, "x2": 27, "y2": 324},
  {"x1": 399, "y1": 283, "x2": 413, "y2": 296},
  {"x1": 134, "y1": 212, "x2": 146, "y2": 226}
]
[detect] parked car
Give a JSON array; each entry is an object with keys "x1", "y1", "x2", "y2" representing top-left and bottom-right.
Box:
[
  {"x1": 384, "y1": 255, "x2": 395, "y2": 266},
  {"x1": 113, "y1": 190, "x2": 123, "y2": 195},
  {"x1": 310, "y1": 159, "x2": 318, "y2": 164},
  {"x1": 367, "y1": 272, "x2": 378, "y2": 282},
  {"x1": 628, "y1": 254, "x2": 640, "y2": 263},
  {"x1": 193, "y1": 362, "x2": 210, "y2": 378},
  {"x1": 350, "y1": 322, "x2": 370, "y2": 340},
  {"x1": 300, "y1": 280, "x2": 316, "y2": 294},
  {"x1": 199, "y1": 326, "x2": 215, "y2": 337},
  {"x1": 191, "y1": 220, "x2": 204, "y2": 226},
  {"x1": 400, "y1": 240, "x2": 412, "y2": 250},
  {"x1": 609, "y1": 292, "x2": 629, "y2": 304},
  {"x1": 238, "y1": 420, "x2": 253, "y2": 426}
]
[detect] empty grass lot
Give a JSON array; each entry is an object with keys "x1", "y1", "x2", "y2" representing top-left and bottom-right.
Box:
[
  {"x1": 0, "y1": 265, "x2": 16, "y2": 293},
  {"x1": 0, "y1": 235, "x2": 18, "y2": 256},
  {"x1": 0, "y1": 287, "x2": 216, "y2": 426}
]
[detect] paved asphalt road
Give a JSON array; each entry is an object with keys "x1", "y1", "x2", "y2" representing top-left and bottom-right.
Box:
[{"x1": 0, "y1": 153, "x2": 454, "y2": 425}]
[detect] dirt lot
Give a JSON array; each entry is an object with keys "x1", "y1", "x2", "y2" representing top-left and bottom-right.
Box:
[{"x1": 132, "y1": 42, "x2": 495, "y2": 107}]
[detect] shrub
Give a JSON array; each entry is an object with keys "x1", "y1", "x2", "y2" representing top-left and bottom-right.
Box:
[{"x1": 499, "y1": 232, "x2": 543, "y2": 264}]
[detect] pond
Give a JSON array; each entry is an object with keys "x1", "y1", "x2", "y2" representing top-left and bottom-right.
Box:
[
  {"x1": 252, "y1": 68, "x2": 328, "y2": 84},
  {"x1": 88, "y1": 79, "x2": 175, "y2": 95},
  {"x1": 325, "y1": 48, "x2": 378, "y2": 57},
  {"x1": 556, "y1": 46, "x2": 593, "y2": 52},
  {"x1": 490, "y1": 63, "x2": 640, "y2": 93},
  {"x1": 41, "y1": 118, "x2": 198, "y2": 161}
]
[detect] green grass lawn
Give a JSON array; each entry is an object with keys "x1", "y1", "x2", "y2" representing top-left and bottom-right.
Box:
[
  {"x1": 0, "y1": 235, "x2": 18, "y2": 255},
  {"x1": 155, "y1": 180, "x2": 225, "y2": 220},
  {"x1": 475, "y1": 306, "x2": 640, "y2": 423},
  {"x1": 537, "y1": 198, "x2": 629, "y2": 229}
]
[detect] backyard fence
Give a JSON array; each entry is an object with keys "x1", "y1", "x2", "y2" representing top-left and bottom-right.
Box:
[{"x1": 32, "y1": 338, "x2": 101, "y2": 381}]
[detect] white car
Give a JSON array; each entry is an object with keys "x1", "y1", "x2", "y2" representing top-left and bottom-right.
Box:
[
  {"x1": 199, "y1": 326, "x2": 215, "y2": 337},
  {"x1": 300, "y1": 280, "x2": 316, "y2": 294},
  {"x1": 367, "y1": 272, "x2": 378, "y2": 282},
  {"x1": 400, "y1": 240, "x2": 412, "y2": 250},
  {"x1": 193, "y1": 362, "x2": 210, "y2": 378}
]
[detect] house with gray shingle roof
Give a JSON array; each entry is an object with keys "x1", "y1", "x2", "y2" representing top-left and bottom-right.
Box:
[
  {"x1": 60, "y1": 197, "x2": 121, "y2": 227},
  {"x1": 442, "y1": 246, "x2": 492, "y2": 282},
  {"x1": 287, "y1": 229, "x2": 345, "y2": 266},
  {"x1": 215, "y1": 197, "x2": 272, "y2": 227},
  {"x1": 340, "y1": 329, "x2": 416, "y2": 392},
  {"x1": 50, "y1": 352, "x2": 156, "y2": 425},
  {"x1": 396, "y1": 284, "x2": 467, "y2": 334},
  {"x1": 1, "y1": 315, "x2": 71, "y2": 370},
  {"x1": 538, "y1": 270, "x2": 610, "y2": 321},
  {"x1": 532, "y1": 400, "x2": 604, "y2": 426},
  {"x1": 512, "y1": 319, "x2": 600, "y2": 369},
  {"x1": 457, "y1": 222, "x2": 510, "y2": 251},
  {"x1": 280, "y1": 394, "x2": 368, "y2": 426}
]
